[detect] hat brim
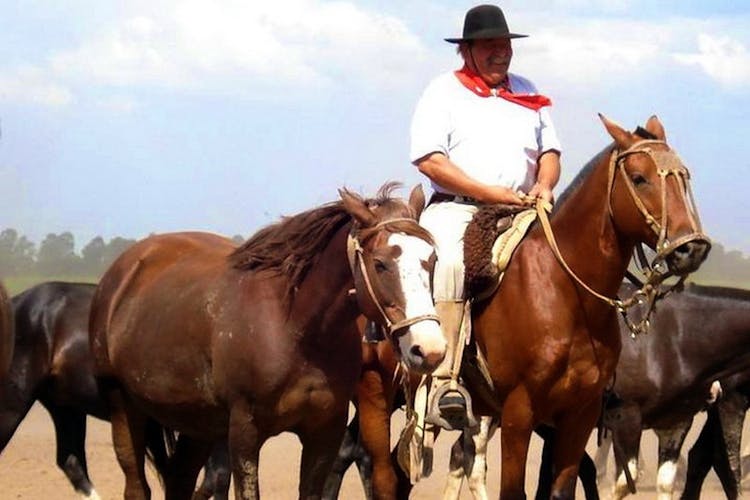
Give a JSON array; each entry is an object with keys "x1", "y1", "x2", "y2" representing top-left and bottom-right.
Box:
[{"x1": 445, "y1": 31, "x2": 528, "y2": 43}]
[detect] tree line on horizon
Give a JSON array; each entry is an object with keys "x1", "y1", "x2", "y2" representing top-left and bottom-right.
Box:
[
  {"x1": 0, "y1": 228, "x2": 244, "y2": 277},
  {"x1": 1, "y1": 226, "x2": 750, "y2": 289}
]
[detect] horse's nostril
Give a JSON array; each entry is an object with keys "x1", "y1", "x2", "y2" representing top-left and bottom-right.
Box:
[{"x1": 410, "y1": 345, "x2": 425, "y2": 360}]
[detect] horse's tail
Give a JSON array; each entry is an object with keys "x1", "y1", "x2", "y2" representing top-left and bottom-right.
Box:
[
  {"x1": 0, "y1": 283, "x2": 14, "y2": 378},
  {"x1": 144, "y1": 417, "x2": 178, "y2": 486}
]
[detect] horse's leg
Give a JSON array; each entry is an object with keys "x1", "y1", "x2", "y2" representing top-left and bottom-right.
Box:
[
  {"x1": 713, "y1": 391, "x2": 747, "y2": 500},
  {"x1": 108, "y1": 388, "x2": 151, "y2": 500},
  {"x1": 610, "y1": 407, "x2": 642, "y2": 500},
  {"x1": 0, "y1": 353, "x2": 40, "y2": 452},
  {"x1": 0, "y1": 385, "x2": 35, "y2": 452},
  {"x1": 680, "y1": 411, "x2": 715, "y2": 500},
  {"x1": 499, "y1": 387, "x2": 535, "y2": 499},
  {"x1": 354, "y1": 436, "x2": 374, "y2": 500},
  {"x1": 578, "y1": 449, "x2": 600, "y2": 500},
  {"x1": 444, "y1": 432, "x2": 467, "y2": 500},
  {"x1": 535, "y1": 426, "x2": 599, "y2": 500},
  {"x1": 594, "y1": 432, "x2": 612, "y2": 488},
  {"x1": 323, "y1": 416, "x2": 361, "y2": 500},
  {"x1": 654, "y1": 419, "x2": 691, "y2": 500},
  {"x1": 535, "y1": 426, "x2": 555, "y2": 500},
  {"x1": 462, "y1": 416, "x2": 497, "y2": 500},
  {"x1": 194, "y1": 440, "x2": 230, "y2": 500},
  {"x1": 44, "y1": 402, "x2": 100, "y2": 499},
  {"x1": 548, "y1": 400, "x2": 601, "y2": 500},
  {"x1": 228, "y1": 400, "x2": 262, "y2": 500},
  {"x1": 164, "y1": 434, "x2": 213, "y2": 500},
  {"x1": 357, "y1": 370, "x2": 399, "y2": 500},
  {"x1": 298, "y1": 411, "x2": 348, "y2": 499}
]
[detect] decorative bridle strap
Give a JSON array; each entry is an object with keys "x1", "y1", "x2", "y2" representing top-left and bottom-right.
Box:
[
  {"x1": 606, "y1": 140, "x2": 709, "y2": 267},
  {"x1": 347, "y1": 218, "x2": 440, "y2": 336}
]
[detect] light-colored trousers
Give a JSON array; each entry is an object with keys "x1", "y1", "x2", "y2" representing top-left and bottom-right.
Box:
[{"x1": 419, "y1": 200, "x2": 480, "y2": 302}]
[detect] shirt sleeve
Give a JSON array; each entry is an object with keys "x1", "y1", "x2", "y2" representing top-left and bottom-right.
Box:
[
  {"x1": 410, "y1": 79, "x2": 450, "y2": 164},
  {"x1": 511, "y1": 74, "x2": 563, "y2": 155},
  {"x1": 538, "y1": 107, "x2": 562, "y2": 155}
]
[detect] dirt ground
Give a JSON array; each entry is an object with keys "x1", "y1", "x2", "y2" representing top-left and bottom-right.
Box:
[{"x1": 0, "y1": 403, "x2": 738, "y2": 499}]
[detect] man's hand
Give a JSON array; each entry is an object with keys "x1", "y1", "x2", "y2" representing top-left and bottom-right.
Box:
[
  {"x1": 481, "y1": 185, "x2": 526, "y2": 205},
  {"x1": 528, "y1": 182, "x2": 554, "y2": 204}
]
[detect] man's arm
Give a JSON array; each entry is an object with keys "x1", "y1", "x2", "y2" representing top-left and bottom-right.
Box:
[
  {"x1": 528, "y1": 150, "x2": 561, "y2": 204},
  {"x1": 415, "y1": 152, "x2": 526, "y2": 205}
]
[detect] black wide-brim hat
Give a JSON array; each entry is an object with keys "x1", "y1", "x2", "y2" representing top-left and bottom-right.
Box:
[{"x1": 445, "y1": 4, "x2": 528, "y2": 43}]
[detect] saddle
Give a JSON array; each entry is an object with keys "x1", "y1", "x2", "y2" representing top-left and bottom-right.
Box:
[{"x1": 464, "y1": 203, "x2": 538, "y2": 301}]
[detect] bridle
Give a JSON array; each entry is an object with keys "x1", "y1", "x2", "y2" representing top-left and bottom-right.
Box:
[
  {"x1": 607, "y1": 139, "x2": 708, "y2": 271},
  {"x1": 346, "y1": 217, "x2": 441, "y2": 339},
  {"x1": 537, "y1": 139, "x2": 710, "y2": 336}
]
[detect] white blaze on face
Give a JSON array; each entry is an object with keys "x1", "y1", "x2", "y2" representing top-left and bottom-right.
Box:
[{"x1": 388, "y1": 233, "x2": 446, "y2": 368}]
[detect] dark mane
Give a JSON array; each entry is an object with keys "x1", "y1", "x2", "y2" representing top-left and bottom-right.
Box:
[
  {"x1": 229, "y1": 202, "x2": 351, "y2": 295},
  {"x1": 553, "y1": 144, "x2": 613, "y2": 212},
  {"x1": 229, "y1": 182, "x2": 429, "y2": 298},
  {"x1": 686, "y1": 283, "x2": 750, "y2": 302}
]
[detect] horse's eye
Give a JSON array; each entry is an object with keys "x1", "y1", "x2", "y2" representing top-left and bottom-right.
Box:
[
  {"x1": 630, "y1": 173, "x2": 647, "y2": 186},
  {"x1": 374, "y1": 258, "x2": 389, "y2": 273}
]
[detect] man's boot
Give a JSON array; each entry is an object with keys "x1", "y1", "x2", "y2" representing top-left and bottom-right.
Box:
[{"x1": 425, "y1": 301, "x2": 475, "y2": 430}]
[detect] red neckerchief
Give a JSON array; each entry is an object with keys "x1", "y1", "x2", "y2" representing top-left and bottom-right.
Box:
[{"x1": 454, "y1": 65, "x2": 552, "y2": 111}]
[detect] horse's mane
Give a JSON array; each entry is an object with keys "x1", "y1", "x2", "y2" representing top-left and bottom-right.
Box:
[
  {"x1": 686, "y1": 283, "x2": 750, "y2": 302},
  {"x1": 229, "y1": 182, "x2": 422, "y2": 298},
  {"x1": 553, "y1": 145, "x2": 612, "y2": 212}
]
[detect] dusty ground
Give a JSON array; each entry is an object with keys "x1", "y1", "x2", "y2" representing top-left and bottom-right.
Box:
[{"x1": 0, "y1": 404, "x2": 738, "y2": 499}]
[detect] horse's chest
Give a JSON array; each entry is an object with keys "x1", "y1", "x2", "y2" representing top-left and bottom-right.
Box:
[{"x1": 274, "y1": 372, "x2": 342, "y2": 425}]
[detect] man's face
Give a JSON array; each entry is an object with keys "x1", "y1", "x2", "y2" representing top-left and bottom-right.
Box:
[{"x1": 467, "y1": 37, "x2": 513, "y2": 87}]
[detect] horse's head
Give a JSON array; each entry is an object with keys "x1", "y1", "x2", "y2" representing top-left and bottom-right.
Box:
[
  {"x1": 600, "y1": 114, "x2": 710, "y2": 276},
  {"x1": 340, "y1": 184, "x2": 446, "y2": 375}
]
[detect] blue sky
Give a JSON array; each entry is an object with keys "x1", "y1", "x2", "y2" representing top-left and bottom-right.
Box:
[{"x1": 1, "y1": 0, "x2": 749, "y2": 253}]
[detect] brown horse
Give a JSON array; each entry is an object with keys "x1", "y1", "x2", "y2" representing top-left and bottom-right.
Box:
[
  {"x1": 337, "y1": 115, "x2": 710, "y2": 500},
  {"x1": 464, "y1": 115, "x2": 708, "y2": 499},
  {"x1": 89, "y1": 183, "x2": 447, "y2": 499},
  {"x1": 0, "y1": 282, "x2": 12, "y2": 377}
]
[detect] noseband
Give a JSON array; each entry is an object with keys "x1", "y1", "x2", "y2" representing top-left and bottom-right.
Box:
[
  {"x1": 347, "y1": 217, "x2": 440, "y2": 338},
  {"x1": 537, "y1": 139, "x2": 709, "y2": 336}
]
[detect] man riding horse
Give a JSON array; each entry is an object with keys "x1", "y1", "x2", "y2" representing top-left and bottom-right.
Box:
[{"x1": 411, "y1": 4, "x2": 562, "y2": 430}]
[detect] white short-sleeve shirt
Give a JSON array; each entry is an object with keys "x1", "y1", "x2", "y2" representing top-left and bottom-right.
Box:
[{"x1": 410, "y1": 71, "x2": 562, "y2": 194}]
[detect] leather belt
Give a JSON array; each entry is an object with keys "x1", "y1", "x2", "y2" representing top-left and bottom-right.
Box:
[{"x1": 429, "y1": 192, "x2": 481, "y2": 205}]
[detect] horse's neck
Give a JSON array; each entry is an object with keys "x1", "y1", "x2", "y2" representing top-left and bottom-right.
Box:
[
  {"x1": 290, "y1": 225, "x2": 359, "y2": 333},
  {"x1": 543, "y1": 157, "x2": 633, "y2": 301}
]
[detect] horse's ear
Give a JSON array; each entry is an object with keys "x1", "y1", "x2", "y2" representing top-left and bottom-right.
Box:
[
  {"x1": 599, "y1": 113, "x2": 635, "y2": 150},
  {"x1": 408, "y1": 184, "x2": 426, "y2": 219},
  {"x1": 644, "y1": 115, "x2": 666, "y2": 141},
  {"x1": 339, "y1": 188, "x2": 377, "y2": 228}
]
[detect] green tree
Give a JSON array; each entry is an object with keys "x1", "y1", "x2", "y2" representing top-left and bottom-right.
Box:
[
  {"x1": 36, "y1": 232, "x2": 79, "y2": 274},
  {"x1": 0, "y1": 228, "x2": 36, "y2": 274},
  {"x1": 81, "y1": 236, "x2": 106, "y2": 275}
]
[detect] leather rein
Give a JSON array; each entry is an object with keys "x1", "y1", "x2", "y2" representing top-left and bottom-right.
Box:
[
  {"x1": 536, "y1": 139, "x2": 710, "y2": 336},
  {"x1": 347, "y1": 218, "x2": 441, "y2": 338}
]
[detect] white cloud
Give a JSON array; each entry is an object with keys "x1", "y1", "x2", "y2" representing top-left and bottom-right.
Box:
[
  {"x1": 674, "y1": 34, "x2": 750, "y2": 88},
  {"x1": 44, "y1": 0, "x2": 426, "y2": 96},
  {"x1": 0, "y1": 65, "x2": 73, "y2": 107},
  {"x1": 509, "y1": 14, "x2": 750, "y2": 92}
]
